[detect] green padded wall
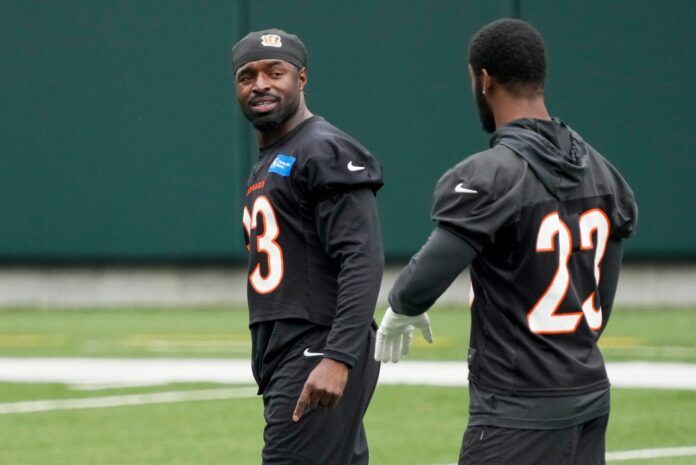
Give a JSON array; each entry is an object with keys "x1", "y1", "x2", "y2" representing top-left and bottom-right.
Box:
[
  {"x1": 1, "y1": 1, "x2": 694, "y2": 261},
  {"x1": 1, "y1": 1, "x2": 247, "y2": 261}
]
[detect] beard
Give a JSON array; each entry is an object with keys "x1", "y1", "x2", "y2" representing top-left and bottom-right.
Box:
[
  {"x1": 474, "y1": 79, "x2": 496, "y2": 133},
  {"x1": 241, "y1": 92, "x2": 301, "y2": 133}
]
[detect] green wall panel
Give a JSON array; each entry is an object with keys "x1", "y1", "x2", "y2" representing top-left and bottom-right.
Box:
[
  {"x1": 521, "y1": 0, "x2": 696, "y2": 258},
  {"x1": 0, "y1": 1, "x2": 247, "y2": 260},
  {"x1": 1, "y1": 1, "x2": 693, "y2": 262}
]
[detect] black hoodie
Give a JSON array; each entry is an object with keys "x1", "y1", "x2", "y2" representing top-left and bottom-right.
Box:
[{"x1": 416, "y1": 117, "x2": 638, "y2": 428}]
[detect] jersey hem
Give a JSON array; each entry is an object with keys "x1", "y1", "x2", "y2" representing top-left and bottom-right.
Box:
[
  {"x1": 469, "y1": 376, "x2": 611, "y2": 397},
  {"x1": 467, "y1": 404, "x2": 610, "y2": 430},
  {"x1": 249, "y1": 313, "x2": 333, "y2": 328}
]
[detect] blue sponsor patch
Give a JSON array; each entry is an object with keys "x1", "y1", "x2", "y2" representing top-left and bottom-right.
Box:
[{"x1": 268, "y1": 154, "x2": 296, "y2": 177}]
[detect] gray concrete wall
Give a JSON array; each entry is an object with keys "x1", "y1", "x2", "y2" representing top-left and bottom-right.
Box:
[{"x1": 0, "y1": 265, "x2": 694, "y2": 308}]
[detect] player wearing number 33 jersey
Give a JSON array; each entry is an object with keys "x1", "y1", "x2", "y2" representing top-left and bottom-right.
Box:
[
  {"x1": 375, "y1": 19, "x2": 637, "y2": 465},
  {"x1": 233, "y1": 29, "x2": 383, "y2": 465},
  {"x1": 243, "y1": 115, "x2": 383, "y2": 327}
]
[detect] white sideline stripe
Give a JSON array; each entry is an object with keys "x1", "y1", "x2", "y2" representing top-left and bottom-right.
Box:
[
  {"x1": 606, "y1": 446, "x2": 696, "y2": 460},
  {"x1": 0, "y1": 387, "x2": 257, "y2": 415},
  {"x1": 435, "y1": 445, "x2": 696, "y2": 464},
  {"x1": 0, "y1": 358, "x2": 254, "y2": 388},
  {"x1": 1, "y1": 358, "x2": 696, "y2": 390},
  {"x1": 378, "y1": 361, "x2": 696, "y2": 390}
]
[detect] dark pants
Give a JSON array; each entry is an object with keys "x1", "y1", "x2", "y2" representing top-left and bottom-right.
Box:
[
  {"x1": 459, "y1": 414, "x2": 609, "y2": 465},
  {"x1": 255, "y1": 321, "x2": 380, "y2": 465}
]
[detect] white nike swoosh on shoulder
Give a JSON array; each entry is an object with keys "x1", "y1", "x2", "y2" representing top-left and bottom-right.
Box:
[
  {"x1": 347, "y1": 161, "x2": 366, "y2": 171},
  {"x1": 454, "y1": 183, "x2": 478, "y2": 194},
  {"x1": 303, "y1": 348, "x2": 324, "y2": 357}
]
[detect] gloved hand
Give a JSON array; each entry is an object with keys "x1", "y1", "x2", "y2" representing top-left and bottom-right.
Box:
[{"x1": 374, "y1": 307, "x2": 433, "y2": 363}]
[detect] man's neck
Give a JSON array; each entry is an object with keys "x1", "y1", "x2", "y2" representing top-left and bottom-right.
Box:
[
  {"x1": 494, "y1": 96, "x2": 551, "y2": 130},
  {"x1": 257, "y1": 107, "x2": 313, "y2": 148}
]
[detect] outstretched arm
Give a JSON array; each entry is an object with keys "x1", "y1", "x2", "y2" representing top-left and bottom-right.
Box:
[
  {"x1": 390, "y1": 227, "x2": 477, "y2": 316},
  {"x1": 375, "y1": 227, "x2": 477, "y2": 363}
]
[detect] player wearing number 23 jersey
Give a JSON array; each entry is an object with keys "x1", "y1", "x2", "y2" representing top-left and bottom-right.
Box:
[
  {"x1": 375, "y1": 19, "x2": 637, "y2": 465},
  {"x1": 432, "y1": 118, "x2": 636, "y2": 399}
]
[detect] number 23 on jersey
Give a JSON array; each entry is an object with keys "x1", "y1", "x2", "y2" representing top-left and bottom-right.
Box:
[
  {"x1": 243, "y1": 196, "x2": 284, "y2": 294},
  {"x1": 528, "y1": 208, "x2": 610, "y2": 335}
]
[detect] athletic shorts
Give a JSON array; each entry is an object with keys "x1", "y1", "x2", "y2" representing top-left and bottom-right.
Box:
[
  {"x1": 256, "y1": 320, "x2": 380, "y2": 465},
  {"x1": 458, "y1": 414, "x2": 609, "y2": 465}
]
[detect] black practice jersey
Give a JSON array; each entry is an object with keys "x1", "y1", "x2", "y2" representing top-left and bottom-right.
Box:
[
  {"x1": 432, "y1": 119, "x2": 637, "y2": 396},
  {"x1": 243, "y1": 116, "x2": 383, "y2": 329}
]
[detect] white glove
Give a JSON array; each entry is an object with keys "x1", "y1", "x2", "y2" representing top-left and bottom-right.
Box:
[{"x1": 374, "y1": 307, "x2": 433, "y2": 363}]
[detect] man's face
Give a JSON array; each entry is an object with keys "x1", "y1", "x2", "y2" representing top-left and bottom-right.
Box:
[
  {"x1": 469, "y1": 65, "x2": 496, "y2": 134},
  {"x1": 235, "y1": 59, "x2": 304, "y2": 132}
]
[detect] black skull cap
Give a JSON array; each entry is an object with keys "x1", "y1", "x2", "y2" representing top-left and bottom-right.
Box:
[{"x1": 232, "y1": 28, "x2": 307, "y2": 74}]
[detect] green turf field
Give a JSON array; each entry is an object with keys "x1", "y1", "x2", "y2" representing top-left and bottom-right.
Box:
[
  {"x1": 1, "y1": 306, "x2": 695, "y2": 465},
  {"x1": 1, "y1": 383, "x2": 695, "y2": 465},
  {"x1": 1, "y1": 306, "x2": 695, "y2": 362}
]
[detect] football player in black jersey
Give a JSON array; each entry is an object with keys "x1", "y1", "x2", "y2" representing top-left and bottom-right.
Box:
[
  {"x1": 375, "y1": 19, "x2": 637, "y2": 465},
  {"x1": 232, "y1": 29, "x2": 383, "y2": 465}
]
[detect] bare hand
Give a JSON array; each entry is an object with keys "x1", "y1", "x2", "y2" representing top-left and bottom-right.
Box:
[{"x1": 292, "y1": 358, "x2": 349, "y2": 422}]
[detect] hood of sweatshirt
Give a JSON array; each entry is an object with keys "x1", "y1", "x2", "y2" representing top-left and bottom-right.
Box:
[{"x1": 490, "y1": 118, "x2": 589, "y2": 199}]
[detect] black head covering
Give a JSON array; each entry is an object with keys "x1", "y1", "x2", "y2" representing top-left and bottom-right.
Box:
[{"x1": 232, "y1": 28, "x2": 307, "y2": 74}]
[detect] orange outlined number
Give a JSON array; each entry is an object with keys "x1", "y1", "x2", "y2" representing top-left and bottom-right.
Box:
[
  {"x1": 579, "y1": 209, "x2": 610, "y2": 330},
  {"x1": 528, "y1": 209, "x2": 610, "y2": 334},
  {"x1": 528, "y1": 213, "x2": 583, "y2": 334},
  {"x1": 243, "y1": 196, "x2": 284, "y2": 294}
]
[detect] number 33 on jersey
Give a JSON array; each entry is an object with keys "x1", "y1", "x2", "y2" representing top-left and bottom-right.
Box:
[{"x1": 243, "y1": 196, "x2": 283, "y2": 294}]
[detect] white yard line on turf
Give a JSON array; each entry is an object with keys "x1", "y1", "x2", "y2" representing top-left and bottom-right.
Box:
[
  {"x1": 434, "y1": 445, "x2": 696, "y2": 464},
  {"x1": 0, "y1": 387, "x2": 257, "y2": 414},
  {"x1": 0, "y1": 358, "x2": 254, "y2": 389},
  {"x1": 3, "y1": 358, "x2": 696, "y2": 390},
  {"x1": 606, "y1": 446, "x2": 696, "y2": 461}
]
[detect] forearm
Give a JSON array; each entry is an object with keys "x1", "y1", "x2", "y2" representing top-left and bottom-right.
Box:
[
  {"x1": 324, "y1": 247, "x2": 383, "y2": 367},
  {"x1": 389, "y1": 226, "x2": 477, "y2": 316},
  {"x1": 316, "y1": 189, "x2": 384, "y2": 367}
]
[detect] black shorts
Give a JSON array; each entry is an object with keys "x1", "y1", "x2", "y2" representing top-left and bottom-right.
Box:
[
  {"x1": 256, "y1": 320, "x2": 380, "y2": 465},
  {"x1": 458, "y1": 414, "x2": 609, "y2": 465}
]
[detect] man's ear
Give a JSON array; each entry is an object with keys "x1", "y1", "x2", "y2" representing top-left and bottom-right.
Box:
[
  {"x1": 298, "y1": 67, "x2": 307, "y2": 91},
  {"x1": 481, "y1": 68, "x2": 491, "y2": 95}
]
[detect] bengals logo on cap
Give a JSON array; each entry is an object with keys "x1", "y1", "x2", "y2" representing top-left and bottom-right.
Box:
[{"x1": 260, "y1": 34, "x2": 282, "y2": 47}]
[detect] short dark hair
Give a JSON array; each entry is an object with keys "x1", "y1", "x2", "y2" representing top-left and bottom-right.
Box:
[{"x1": 469, "y1": 18, "x2": 546, "y2": 94}]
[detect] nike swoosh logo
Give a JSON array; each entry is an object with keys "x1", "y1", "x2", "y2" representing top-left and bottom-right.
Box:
[
  {"x1": 303, "y1": 348, "x2": 324, "y2": 357},
  {"x1": 347, "y1": 161, "x2": 366, "y2": 172},
  {"x1": 454, "y1": 183, "x2": 477, "y2": 194}
]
